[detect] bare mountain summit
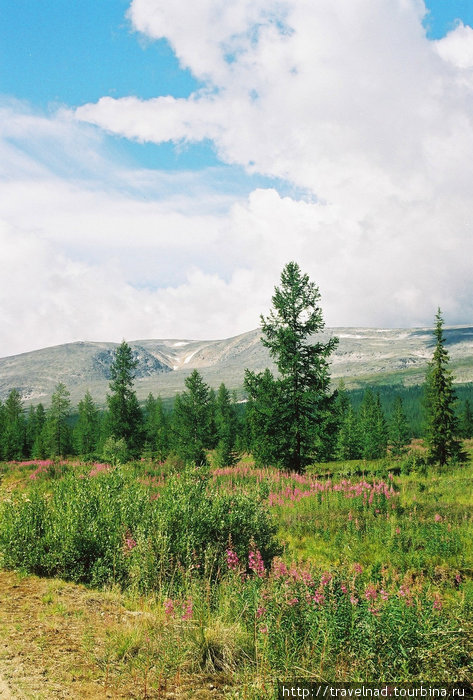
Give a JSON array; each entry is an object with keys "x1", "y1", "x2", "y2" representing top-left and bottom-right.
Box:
[{"x1": 1, "y1": 326, "x2": 473, "y2": 406}]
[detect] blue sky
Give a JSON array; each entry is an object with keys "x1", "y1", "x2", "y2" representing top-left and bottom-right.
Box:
[
  {"x1": 2, "y1": 0, "x2": 470, "y2": 171},
  {"x1": 1, "y1": 0, "x2": 473, "y2": 355}
]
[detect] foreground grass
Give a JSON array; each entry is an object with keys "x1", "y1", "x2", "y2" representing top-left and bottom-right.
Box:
[{"x1": 0, "y1": 448, "x2": 472, "y2": 698}]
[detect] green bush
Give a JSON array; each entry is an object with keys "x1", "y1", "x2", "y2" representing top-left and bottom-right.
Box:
[{"x1": 0, "y1": 465, "x2": 281, "y2": 592}]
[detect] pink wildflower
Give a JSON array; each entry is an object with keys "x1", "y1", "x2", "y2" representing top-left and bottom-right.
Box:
[
  {"x1": 340, "y1": 584, "x2": 348, "y2": 594},
  {"x1": 433, "y1": 595, "x2": 443, "y2": 611},
  {"x1": 353, "y1": 563, "x2": 363, "y2": 575},
  {"x1": 321, "y1": 572, "x2": 332, "y2": 586},
  {"x1": 380, "y1": 589, "x2": 389, "y2": 601},
  {"x1": 259, "y1": 624, "x2": 268, "y2": 634},
  {"x1": 248, "y1": 549, "x2": 265, "y2": 578},
  {"x1": 287, "y1": 597, "x2": 299, "y2": 606},
  {"x1": 312, "y1": 591, "x2": 325, "y2": 605},
  {"x1": 123, "y1": 532, "x2": 137, "y2": 554},
  {"x1": 271, "y1": 558, "x2": 289, "y2": 578},
  {"x1": 256, "y1": 606, "x2": 267, "y2": 618},
  {"x1": 434, "y1": 513, "x2": 442, "y2": 522},
  {"x1": 226, "y1": 548, "x2": 240, "y2": 571},
  {"x1": 182, "y1": 598, "x2": 193, "y2": 621},
  {"x1": 350, "y1": 596, "x2": 359, "y2": 606},
  {"x1": 164, "y1": 599, "x2": 175, "y2": 617},
  {"x1": 364, "y1": 584, "x2": 377, "y2": 602}
]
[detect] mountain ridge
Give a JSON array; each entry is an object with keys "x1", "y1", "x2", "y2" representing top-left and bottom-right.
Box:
[{"x1": 1, "y1": 326, "x2": 473, "y2": 406}]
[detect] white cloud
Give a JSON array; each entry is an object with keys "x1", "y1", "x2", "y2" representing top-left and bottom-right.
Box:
[
  {"x1": 435, "y1": 22, "x2": 473, "y2": 70},
  {"x1": 2, "y1": 1, "x2": 473, "y2": 356}
]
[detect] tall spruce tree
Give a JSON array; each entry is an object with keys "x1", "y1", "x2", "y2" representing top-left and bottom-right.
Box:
[
  {"x1": 46, "y1": 383, "x2": 71, "y2": 457},
  {"x1": 1, "y1": 389, "x2": 26, "y2": 460},
  {"x1": 359, "y1": 389, "x2": 388, "y2": 459},
  {"x1": 389, "y1": 395, "x2": 410, "y2": 456},
  {"x1": 106, "y1": 341, "x2": 143, "y2": 457},
  {"x1": 31, "y1": 404, "x2": 47, "y2": 459},
  {"x1": 144, "y1": 393, "x2": 169, "y2": 460},
  {"x1": 74, "y1": 390, "x2": 100, "y2": 456},
  {"x1": 245, "y1": 262, "x2": 338, "y2": 472},
  {"x1": 171, "y1": 369, "x2": 214, "y2": 465},
  {"x1": 336, "y1": 404, "x2": 362, "y2": 460},
  {"x1": 423, "y1": 308, "x2": 465, "y2": 465},
  {"x1": 214, "y1": 383, "x2": 239, "y2": 467}
]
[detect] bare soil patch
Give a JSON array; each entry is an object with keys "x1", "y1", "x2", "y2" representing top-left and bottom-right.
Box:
[{"x1": 0, "y1": 571, "x2": 229, "y2": 699}]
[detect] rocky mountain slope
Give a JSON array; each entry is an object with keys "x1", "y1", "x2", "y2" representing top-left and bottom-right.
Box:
[{"x1": 1, "y1": 326, "x2": 473, "y2": 406}]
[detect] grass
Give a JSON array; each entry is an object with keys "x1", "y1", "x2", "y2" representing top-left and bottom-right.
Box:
[{"x1": 0, "y1": 446, "x2": 472, "y2": 697}]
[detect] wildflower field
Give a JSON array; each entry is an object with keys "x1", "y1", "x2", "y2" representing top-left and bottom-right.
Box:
[{"x1": 0, "y1": 448, "x2": 472, "y2": 698}]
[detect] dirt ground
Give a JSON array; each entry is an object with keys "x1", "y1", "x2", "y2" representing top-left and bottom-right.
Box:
[{"x1": 0, "y1": 571, "x2": 229, "y2": 699}]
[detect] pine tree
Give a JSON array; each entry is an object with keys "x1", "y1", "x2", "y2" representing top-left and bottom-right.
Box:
[
  {"x1": 359, "y1": 389, "x2": 387, "y2": 460},
  {"x1": 389, "y1": 395, "x2": 410, "y2": 456},
  {"x1": 74, "y1": 390, "x2": 100, "y2": 456},
  {"x1": 337, "y1": 405, "x2": 363, "y2": 460},
  {"x1": 423, "y1": 308, "x2": 465, "y2": 465},
  {"x1": 245, "y1": 368, "x2": 288, "y2": 467},
  {"x1": 106, "y1": 341, "x2": 143, "y2": 457},
  {"x1": 214, "y1": 383, "x2": 239, "y2": 467},
  {"x1": 1, "y1": 389, "x2": 26, "y2": 460},
  {"x1": 31, "y1": 404, "x2": 47, "y2": 459},
  {"x1": 171, "y1": 369, "x2": 213, "y2": 465},
  {"x1": 144, "y1": 393, "x2": 169, "y2": 460},
  {"x1": 246, "y1": 261, "x2": 338, "y2": 472},
  {"x1": 46, "y1": 383, "x2": 71, "y2": 457}
]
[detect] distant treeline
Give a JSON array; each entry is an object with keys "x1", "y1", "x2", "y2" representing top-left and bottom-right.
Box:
[
  {"x1": 1, "y1": 366, "x2": 472, "y2": 465},
  {"x1": 348, "y1": 383, "x2": 473, "y2": 438}
]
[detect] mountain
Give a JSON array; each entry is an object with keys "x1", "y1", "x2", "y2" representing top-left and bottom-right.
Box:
[{"x1": 1, "y1": 326, "x2": 473, "y2": 406}]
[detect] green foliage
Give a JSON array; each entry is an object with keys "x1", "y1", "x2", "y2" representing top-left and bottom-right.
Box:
[
  {"x1": 360, "y1": 390, "x2": 388, "y2": 459},
  {"x1": 214, "y1": 384, "x2": 239, "y2": 467},
  {"x1": 102, "y1": 436, "x2": 128, "y2": 466},
  {"x1": 336, "y1": 405, "x2": 362, "y2": 460},
  {"x1": 460, "y1": 399, "x2": 473, "y2": 439},
  {"x1": 106, "y1": 341, "x2": 144, "y2": 457},
  {"x1": 1, "y1": 389, "x2": 26, "y2": 460},
  {"x1": 74, "y1": 390, "x2": 100, "y2": 457},
  {"x1": 45, "y1": 383, "x2": 71, "y2": 457},
  {"x1": 390, "y1": 396, "x2": 410, "y2": 456},
  {"x1": 171, "y1": 370, "x2": 214, "y2": 465},
  {"x1": 423, "y1": 309, "x2": 465, "y2": 465},
  {"x1": 143, "y1": 393, "x2": 169, "y2": 460},
  {"x1": 244, "y1": 369, "x2": 288, "y2": 468},
  {"x1": 0, "y1": 465, "x2": 281, "y2": 593},
  {"x1": 246, "y1": 262, "x2": 338, "y2": 472}
]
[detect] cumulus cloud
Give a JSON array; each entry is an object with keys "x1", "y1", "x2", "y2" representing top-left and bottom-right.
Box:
[{"x1": 3, "y1": 1, "x2": 473, "y2": 355}]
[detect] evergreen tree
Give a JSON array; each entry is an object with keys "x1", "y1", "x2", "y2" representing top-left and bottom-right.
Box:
[
  {"x1": 106, "y1": 341, "x2": 143, "y2": 457},
  {"x1": 25, "y1": 405, "x2": 37, "y2": 457},
  {"x1": 246, "y1": 261, "x2": 338, "y2": 472},
  {"x1": 244, "y1": 369, "x2": 288, "y2": 467},
  {"x1": 460, "y1": 399, "x2": 473, "y2": 439},
  {"x1": 1, "y1": 389, "x2": 26, "y2": 460},
  {"x1": 171, "y1": 370, "x2": 213, "y2": 465},
  {"x1": 337, "y1": 405, "x2": 362, "y2": 460},
  {"x1": 74, "y1": 390, "x2": 100, "y2": 456},
  {"x1": 389, "y1": 395, "x2": 410, "y2": 456},
  {"x1": 423, "y1": 308, "x2": 465, "y2": 465},
  {"x1": 31, "y1": 404, "x2": 47, "y2": 459},
  {"x1": 45, "y1": 383, "x2": 71, "y2": 457},
  {"x1": 144, "y1": 393, "x2": 169, "y2": 460},
  {"x1": 214, "y1": 383, "x2": 239, "y2": 467},
  {"x1": 359, "y1": 389, "x2": 387, "y2": 459}
]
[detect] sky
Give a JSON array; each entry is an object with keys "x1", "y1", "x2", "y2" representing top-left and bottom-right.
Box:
[{"x1": 1, "y1": 0, "x2": 473, "y2": 356}]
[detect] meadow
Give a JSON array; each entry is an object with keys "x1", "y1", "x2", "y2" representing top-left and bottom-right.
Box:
[{"x1": 0, "y1": 447, "x2": 472, "y2": 698}]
